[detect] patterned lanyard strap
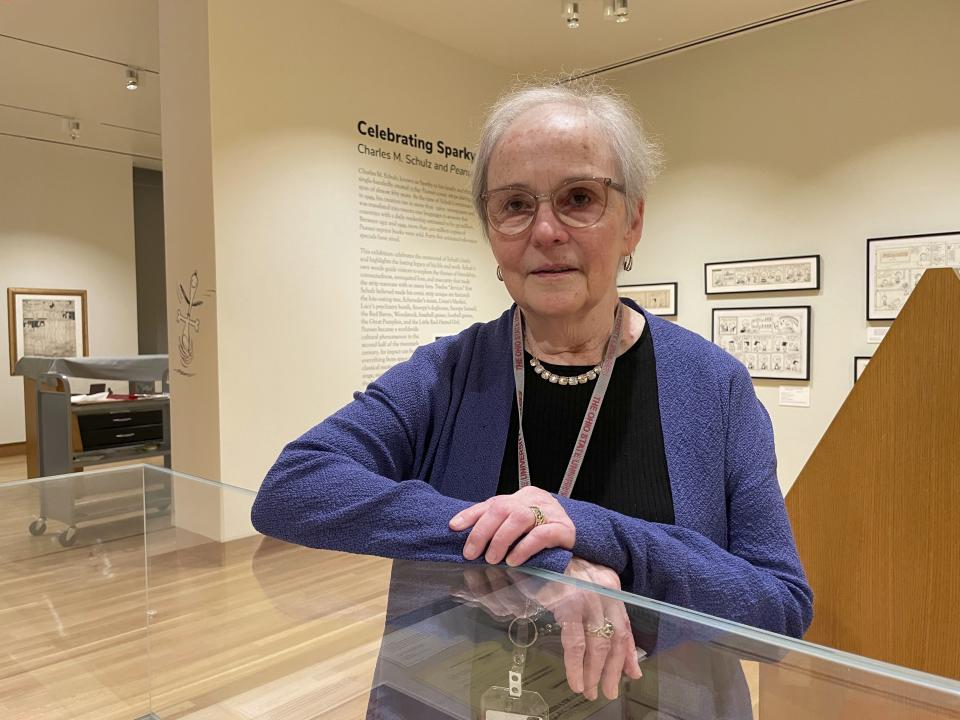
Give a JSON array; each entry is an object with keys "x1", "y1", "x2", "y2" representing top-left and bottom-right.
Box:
[{"x1": 511, "y1": 302, "x2": 624, "y2": 498}]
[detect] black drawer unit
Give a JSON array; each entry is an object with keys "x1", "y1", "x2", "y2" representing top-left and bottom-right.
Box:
[
  {"x1": 77, "y1": 409, "x2": 163, "y2": 432},
  {"x1": 31, "y1": 368, "x2": 172, "y2": 547},
  {"x1": 80, "y1": 424, "x2": 164, "y2": 450}
]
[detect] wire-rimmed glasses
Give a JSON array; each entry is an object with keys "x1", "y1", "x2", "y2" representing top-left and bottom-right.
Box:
[{"x1": 482, "y1": 177, "x2": 626, "y2": 236}]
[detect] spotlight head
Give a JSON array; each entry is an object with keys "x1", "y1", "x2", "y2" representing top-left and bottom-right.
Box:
[
  {"x1": 561, "y1": 1, "x2": 580, "y2": 29},
  {"x1": 126, "y1": 67, "x2": 139, "y2": 91},
  {"x1": 614, "y1": 0, "x2": 629, "y2": 22},
  {"x1": 66, "y1": 118, "x2": 80, "y2": 141}
]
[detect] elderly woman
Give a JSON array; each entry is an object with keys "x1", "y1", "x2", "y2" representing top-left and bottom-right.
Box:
[{"x1": 252, "y1": 81, "x2": 812, "y2": 704}]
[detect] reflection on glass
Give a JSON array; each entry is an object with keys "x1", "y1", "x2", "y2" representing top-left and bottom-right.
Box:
[{"x1": 1, "y1": 466, "x2": 958, "y2": 719}]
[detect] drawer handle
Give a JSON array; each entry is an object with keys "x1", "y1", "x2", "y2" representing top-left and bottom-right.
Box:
[
  {"x1": 112, "y1": 417, "x2": 133, "y2": 423},
  {"x1": 115, "y1": 433, "x2": 136, "y2": 439}
]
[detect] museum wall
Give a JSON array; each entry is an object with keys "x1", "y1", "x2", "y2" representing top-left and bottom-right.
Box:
[
  {"x1": 608, "y1": 0, "x2": 960, "y2": 491},
  {"x1": 158, "y1": 0, "x2": 222, "y2": 486},
  {"x1": 207, "y1": 0, "x2": 512, "y2": 500},
  {"x1": 159, "y1": 0, "x2": 512, "y2": 535},
  {"x1": 0, "y1": 135, "x2": 139, "y2": 445}
]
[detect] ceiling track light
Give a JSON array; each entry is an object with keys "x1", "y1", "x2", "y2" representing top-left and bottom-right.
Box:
[
  {"x1": 565, "y1": 0, "x2": 629, "y2": 28},
  {"x1": 604, "y1": 0, "x2": 630, "y2": 23},
  {"x1": 125, "y1": 67, "x2": 139, "y2": 91},
  {"x1": 561, "y1": 1, "x2": 580, "y2": 29},
  {"x1": 65, "y1": 118, "x2": 80, "y2": 141}
]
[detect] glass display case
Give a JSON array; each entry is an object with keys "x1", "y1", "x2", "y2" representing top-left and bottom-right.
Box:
[{"x1": 1, "y1": 465, "x2": 958, "y2": 719}]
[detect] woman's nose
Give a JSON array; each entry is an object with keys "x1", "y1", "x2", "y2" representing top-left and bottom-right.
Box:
[{"x1": 528, "y1": 200, "x2": 568, "y2": 245}]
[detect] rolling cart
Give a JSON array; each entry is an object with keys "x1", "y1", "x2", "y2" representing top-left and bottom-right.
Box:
[{"x1": 16, "y1": 356, "x2": 173, "y2": 546}]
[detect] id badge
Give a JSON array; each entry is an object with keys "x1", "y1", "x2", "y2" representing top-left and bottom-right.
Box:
[{"x1": 480, "y1": 685, "x2": 549, "y2": 720}]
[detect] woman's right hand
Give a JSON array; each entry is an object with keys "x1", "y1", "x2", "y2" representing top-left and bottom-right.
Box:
[
  {"x1": 537, "y1": 557, "x2": 644, "y2": 701},
  {"x1": 451, "y1": 560, "x2": 644, "y2": 702}
]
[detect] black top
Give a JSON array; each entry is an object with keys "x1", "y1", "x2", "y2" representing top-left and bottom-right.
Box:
[{"x1": 497, "y1": 321, "x2": 675, "y2": 525}]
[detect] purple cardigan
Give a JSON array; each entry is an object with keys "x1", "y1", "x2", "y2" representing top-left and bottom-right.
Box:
[{"x1": 252, "y1": 302, "x2": 813, "y2": 638}]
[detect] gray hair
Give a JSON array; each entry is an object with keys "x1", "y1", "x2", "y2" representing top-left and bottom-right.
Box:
[{"x1": 471, "y1": 78, "x2": 663, "y2": 236}]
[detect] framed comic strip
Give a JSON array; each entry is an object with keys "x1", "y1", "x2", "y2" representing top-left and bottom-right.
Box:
[
  {"x1": 618, "y1": 282, "x2": 677, "y2": 317},
  {"x1": 7, "y1": 288, "x2": 89, "y2": 375},
  {"x1": 854, "y1": 356, "x2": 871, "y2": 383},
  {"x1": 866, "y1": 231, "x2": 960, "y2": 320},
  {"x1": 711, "y1": 306, "x2": 811, "y2": 381},
  {"x1": 704, "y1": 255, "x2": 820, "y2": 295}
]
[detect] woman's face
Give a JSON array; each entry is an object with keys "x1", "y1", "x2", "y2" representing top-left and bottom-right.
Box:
[{"x1": 485, "y1": 104, "x2": 644, "y2": 322}]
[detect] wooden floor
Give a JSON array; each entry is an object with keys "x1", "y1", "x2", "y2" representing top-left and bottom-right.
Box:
[
  {"x1": 0, "y1": 454, "x2": 28, "y2": 483},
  {"x1": 0, "y1": 455, "x2": 762, "y2": 719},
  {"x1": 0, "y1": 455, "x2": 394, "y2": 719}
]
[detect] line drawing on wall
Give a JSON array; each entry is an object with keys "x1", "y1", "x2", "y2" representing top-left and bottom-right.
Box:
[{"x1": 175, "y1": 271, "x2": 202, "y2": 377}]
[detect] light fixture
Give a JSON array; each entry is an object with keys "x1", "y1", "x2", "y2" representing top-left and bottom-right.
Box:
[
  {"x1": 65, "y1": 118, "x2": 80, "y2": 141},
  {"x1": 603, "y1": 0, "x2": 630, "y2": 23},
  {"x1": 125, "y1": 67, "x2": 139, "y2": 91},
  {"x1": 613, "y1": 0, "x2": 629, "y2": 23},
  {"x1": 561, "y1": 1, "x2": 580, "y2": 29}
]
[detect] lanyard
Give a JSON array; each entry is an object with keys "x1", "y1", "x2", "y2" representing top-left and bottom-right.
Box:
[{"x1": 511, "y1": 302, "x2": 624, "y2": 498}]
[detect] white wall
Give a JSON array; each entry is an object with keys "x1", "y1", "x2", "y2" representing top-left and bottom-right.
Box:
[
  {"x1": 0, "y1": 135, "x2": 139, "y2": 445},
  {"x1": 203, "y1": 0, "x2": 513, "y2": 502},
  {"x1": 158, "y1": 0, "x2": 513, "y2": 539},
  {"x1": 610, "y1": 0, "x2": 960, "y2": 491}
]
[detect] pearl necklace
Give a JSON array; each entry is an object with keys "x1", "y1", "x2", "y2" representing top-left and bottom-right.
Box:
[{"x1": 528, "y1": 356, "x2": 602, "y2": 386}]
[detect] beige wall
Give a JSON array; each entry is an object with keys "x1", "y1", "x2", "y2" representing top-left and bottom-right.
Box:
[
  {"x1": 160, "y1": 0, "x2": 959, "y2": 508},
  {"x1": 158, "y1": 0, "x2": 221, "y2": 485},
  {"x1": 159, "y1": 0, "x2": 511, "y2": 537},
  {"x1": 0, "y1": 135, "x2": 139, "y2": 445},
  {"x1": 610, "y1": 0, "x2": 960, "y2": 491}
]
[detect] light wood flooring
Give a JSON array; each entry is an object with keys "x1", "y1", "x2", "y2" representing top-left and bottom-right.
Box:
[{"x1": 0, "y1": 454, "x2": 761, "y2": 719}]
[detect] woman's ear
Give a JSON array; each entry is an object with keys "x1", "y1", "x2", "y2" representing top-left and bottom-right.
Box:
[{"x1": 623, "y1": 199, "x2": 645, "y2": 256}]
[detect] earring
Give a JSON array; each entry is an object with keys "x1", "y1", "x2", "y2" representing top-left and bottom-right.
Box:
[
  {"x1": 497, "y1": 266, "x2": 504, "y2": 281},
  {"x1": 622, "y1": 254, "x2": 634, "y2": 272}
]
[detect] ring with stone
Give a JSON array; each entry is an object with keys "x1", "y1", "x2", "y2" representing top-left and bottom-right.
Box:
[
  {"x1": 529, "y1": 505, "x2": 546, "y2": 528},
  {"x1": 586, "y1": 618, "x2": 616, "y2": 639}
]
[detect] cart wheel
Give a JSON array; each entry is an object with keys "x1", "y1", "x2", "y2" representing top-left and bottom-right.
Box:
[
  {"x1": 28, "y1": 518, "x2": 47, "y2": 536},
  {"x1": 58, "y1": 527, "x2": 78, "y2": 547}
]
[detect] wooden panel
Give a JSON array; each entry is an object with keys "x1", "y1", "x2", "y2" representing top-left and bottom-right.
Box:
[
  {"x1": 759, "y1": 657, "x2": 960, "y2": 719},
  {"x1": 785, "y1": 268, "x2": 960, "y2": 680},
  {"x1": 22, "y1": 377, "x2": 38, "y2": 478},
  {"x1": 0, "y1": 442, "x2": 25, "y2": 458}
]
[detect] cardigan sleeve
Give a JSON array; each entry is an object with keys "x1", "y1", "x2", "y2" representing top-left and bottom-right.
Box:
[
  {"x1": 251, "y1": 341, "x2": 572, "y2": 574},
  {"x1": 556, "y1": 362, "x2": 813, "y2": 638}
]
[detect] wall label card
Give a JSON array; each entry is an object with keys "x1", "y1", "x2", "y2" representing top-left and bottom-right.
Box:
[
  {"x1": 779, "y1": 386, "x2": 811, "y2": 407},
  {"x1": 866, "y1": 326, "x2": 889, "y2": 344}
]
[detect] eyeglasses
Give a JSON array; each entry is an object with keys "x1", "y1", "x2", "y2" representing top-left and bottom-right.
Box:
[{"x1": 482, "y1": 177, "x2": 626, "y2": 236}]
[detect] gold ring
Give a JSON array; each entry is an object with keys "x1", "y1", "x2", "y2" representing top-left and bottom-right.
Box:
[
  {"x1": 529, "y1": 506, "x2": 546, "y2": 528},
  {"x1": 586, "y1": 618, "x2": 615, "y2": 639}
]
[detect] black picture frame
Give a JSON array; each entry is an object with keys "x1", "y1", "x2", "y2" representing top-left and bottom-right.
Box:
[
  {"x1": 704, "y1": 254, "x2": 821, "y2": 295},
  {"x1": 618, "y1": 281, "x2": 678, "y2": 317},
  {"x1": 854, "y1": 356, "x2": 871, "y2": 383},
  {"x1": 865, "y1": 230, "x2": 960, "y2": 321},
  {"x1": 711, "y1": 305, "x2": 812, "y2": 381}
]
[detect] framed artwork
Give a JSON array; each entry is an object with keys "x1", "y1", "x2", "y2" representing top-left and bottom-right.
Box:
[
  {"x1": 854, "y1": 356, "x2": 871, "y2": 383},
  {"x1": 711, "y1": 306, "x2": 811, "y2": 381},
  {"x1": 619, "y1": 282, "x2": 677, "y2": 316},
  {"x1": 704, "y1": 255, "x2": 820, "y2": 295},
  {"x1": 7, "y1": 288, "x2": 89, "y2": 375},
  {"x1": 866, "y1": 231, "x2": 960, "y2": 320}
]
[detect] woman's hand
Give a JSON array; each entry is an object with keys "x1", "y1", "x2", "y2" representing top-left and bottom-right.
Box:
[
  {"x1": 450, "y1": 561, "x2": 644, "y2": 702},
  {"x1": 449, "y1": 486, "x2": 575, "y2": 565},
  {"x1": 450, "y1": 566, "x2": 533, "y2": 620},
  {"x1": 540, "y1": 557, "x2": 644, "y2": 701}
]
